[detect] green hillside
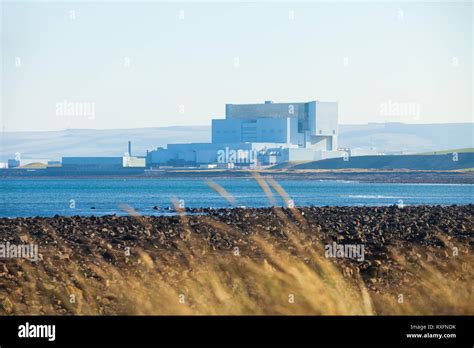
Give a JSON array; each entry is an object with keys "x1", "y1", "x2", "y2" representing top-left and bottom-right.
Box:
[
  {"x1": 288, "y1": 153, "x2": 474, "y2": 171},
  {"x1": 416, "y1": 148, "x2": 474, "y2": 155}
]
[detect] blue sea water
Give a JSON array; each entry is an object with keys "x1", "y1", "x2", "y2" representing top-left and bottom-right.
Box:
[{"x1": 0, "y1": 178, "x2": 473, "y2": 217}]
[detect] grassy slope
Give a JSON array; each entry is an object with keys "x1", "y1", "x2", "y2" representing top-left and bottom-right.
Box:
[
  {"x1": 416, "y1": 148, "x2": 474, "y2": 155},
  {"x1": 288, "y1": 153, "x2": 474, "y2": 171}
]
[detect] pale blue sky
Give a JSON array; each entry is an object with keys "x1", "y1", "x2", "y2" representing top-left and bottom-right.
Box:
[{"x1": 1, "y1": 0, "x2": 472, "y2": 131}]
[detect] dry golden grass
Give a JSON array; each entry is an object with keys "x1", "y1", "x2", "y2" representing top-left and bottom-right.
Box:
[{"x1": 1, "y1": 175, "x2": 472, "y2": 315}]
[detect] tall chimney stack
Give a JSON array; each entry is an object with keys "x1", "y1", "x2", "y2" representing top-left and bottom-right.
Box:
[{"x1": 128, "y1": 141, "x2": 132, "y2": 157}]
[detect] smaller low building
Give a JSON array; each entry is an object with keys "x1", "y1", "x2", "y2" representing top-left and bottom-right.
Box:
[
  {"x1": 123, "y1": 156, "x2": 146, "y2": 167},
  {"x1": 61, "y1": 156, "x2": 147, "y2": 170},
  {"x1": 7, "y1": 159, "x2": 20, "y2": 168},
  {"x1": 62, "y1": 157, "x2": 124, "y2": 170},
  {"x1": 147, "y1": 142, "x2": 291, "y2": 168}
]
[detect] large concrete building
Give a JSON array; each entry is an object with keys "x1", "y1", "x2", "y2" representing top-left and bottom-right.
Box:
[
  {"x1": 147, "y1": 100, "x2": 343, "y2": 167},
  {"x1": 214, "y1": 101, "x2": 338, "y2": 150}
]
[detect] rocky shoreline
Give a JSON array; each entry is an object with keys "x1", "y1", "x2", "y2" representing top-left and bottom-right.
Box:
[{"x1": 0, "y1": 205, "x2": 472, "y2": 314}]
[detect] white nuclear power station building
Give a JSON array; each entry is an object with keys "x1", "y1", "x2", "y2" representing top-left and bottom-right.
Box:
[{"x1": 147, "y1": 100, "x2": 344, "y2": 167}]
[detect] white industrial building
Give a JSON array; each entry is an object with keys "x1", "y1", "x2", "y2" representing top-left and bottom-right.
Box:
[{"x1": 147, "y1": 100, "x2": 344, "y2": 167}]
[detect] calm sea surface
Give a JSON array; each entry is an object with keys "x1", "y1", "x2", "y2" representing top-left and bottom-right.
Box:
[{"x1": 0, "y1": 178, "x2": 473, "y2": 217}]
